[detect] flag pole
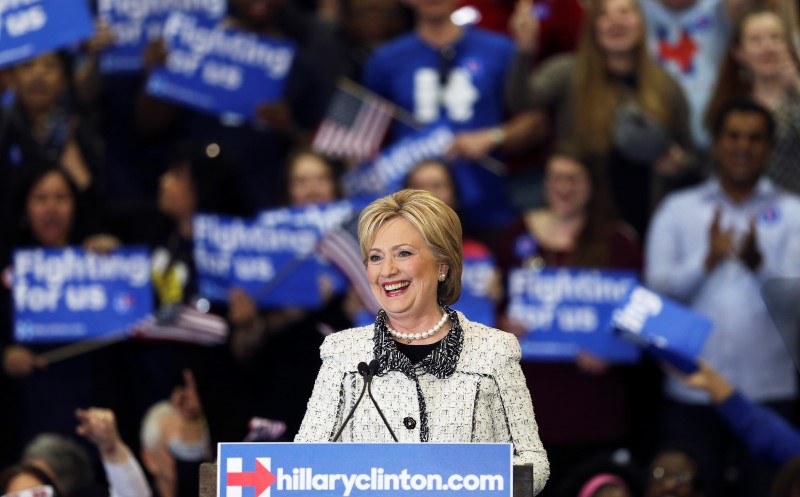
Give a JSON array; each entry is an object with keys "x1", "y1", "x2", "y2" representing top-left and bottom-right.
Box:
[
  {"x1": 39, "y1": 334, "x2": 127, "y2": 365},
  {"x1": 336, "y1": 78, "x2": 507, "y2": 176}
]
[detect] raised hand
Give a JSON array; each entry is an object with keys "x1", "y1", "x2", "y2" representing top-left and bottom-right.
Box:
[
  {"x1": 76, "y1": 407, "x2": 127, "y2": 462},
  {"x1": 704, "y1": 207, "x2": 734, "y2": 271},
  {"x1": 738, "y1": 216, "x2": 762, "y2": 271}
]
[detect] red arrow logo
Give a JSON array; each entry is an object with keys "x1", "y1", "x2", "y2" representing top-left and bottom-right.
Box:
[{"x1": 228, "y1": 459, "x2": 277, "y2": 496}]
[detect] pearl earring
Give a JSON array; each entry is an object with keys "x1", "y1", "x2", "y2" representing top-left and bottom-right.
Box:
[{"x1": 438, "y1": 273, "x2": 446, "y2": 282}]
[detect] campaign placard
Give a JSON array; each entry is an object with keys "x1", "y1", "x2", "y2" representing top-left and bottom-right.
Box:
[
  {"x1": 507, "y1": 268, "x2": 640, "y2": 362},
  {"x1": 194, "y1": 200, "x2": 366, "y2": 309},
  {"x1": 96, "y1": 0, "x2": 226, "y2": 73},
  {"x1": 12, "y1": 247, "x2": 152, "y2": 343},
  {"x1": 146, "y1": 11, "x2": 295, "y2": 120},
  {"x1": 217, "y1": 442, "x2": 513, "y2": 497},
  {"x1": 0, "y1": 0, "x2": 95, "y2": 68},
  {"x1": 453, "y1": 252, "x2": 497, "y2": 327},
  {"x1": 341, "y1": 125, "x2": 454, "y2": 198},
  {"x1": 611, "y1": 285, "x2": 714, "y2": 373}
]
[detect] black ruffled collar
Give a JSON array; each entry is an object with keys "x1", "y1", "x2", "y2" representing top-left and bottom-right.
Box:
[{"x1": 372, "y1": 304, "x2": 463, "y2": 379}]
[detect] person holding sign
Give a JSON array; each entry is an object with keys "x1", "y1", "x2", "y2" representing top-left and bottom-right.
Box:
[
  {"x1": 296, "y1": 189, "x2": 549, "y2": 494},
  {"x1": 496, "y1": 144, "x2": 648, "y2": 491},
  {"x1": 645, "y1": 99, "x2": 800, "y2": 497},
  {"x1": 228, "y1": 150, "x2": 362, "y2": 439},
  {"x1": 0, "y1": 51, "x2": 103, "y2": 231},
  {"x1": 1, "y1": 166, "x2": 119, "y2": 459}
]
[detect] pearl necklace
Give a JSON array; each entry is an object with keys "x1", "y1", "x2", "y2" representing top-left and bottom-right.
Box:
[{"x1": 387, "y1": 310, "x2": 449, "y2": 342}]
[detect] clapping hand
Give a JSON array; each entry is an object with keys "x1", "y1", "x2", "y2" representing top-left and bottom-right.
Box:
[
  {"x1": 738, "y1": 216, "x2": 762, "y2": 271},
  {"x1": 704, "y1": 207, "x2": 734, "y2": 271}
]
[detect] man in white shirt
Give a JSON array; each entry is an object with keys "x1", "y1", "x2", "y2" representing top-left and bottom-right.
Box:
[{"x1": 645, "y1": 98, "x2": 800, "y2": 497}]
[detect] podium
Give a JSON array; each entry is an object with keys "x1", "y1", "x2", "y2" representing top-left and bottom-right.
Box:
[{"x1": 200, "y1": 463, "x2": 535, "y2": 497}]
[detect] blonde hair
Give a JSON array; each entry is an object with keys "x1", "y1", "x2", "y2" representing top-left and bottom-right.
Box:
[
  {"x1": 573, "y1": 0, "x2": 675, "y2": 154},
  {"x1": 357, "y1": 189, "x2": 463, "y2": 305}
]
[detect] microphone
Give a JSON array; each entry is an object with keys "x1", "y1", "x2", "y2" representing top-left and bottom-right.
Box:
[
  {"x1": 331, "y1": 361, "x2": 372, "y2": 442},
  {"x1": 365, "y1": 360, "x2": 398, "y2": 442}
]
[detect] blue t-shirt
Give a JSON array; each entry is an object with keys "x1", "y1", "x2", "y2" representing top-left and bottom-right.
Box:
[{"x1": 362, "y1": 28, "x2": 516, "y2": 228}]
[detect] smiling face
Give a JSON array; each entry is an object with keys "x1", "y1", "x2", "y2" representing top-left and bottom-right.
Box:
[
  {"x1": 714, "y1": 110, "x2": 771, "y2": 191},
  {"x1": 288, "y1": 153, "x2": 337, "y2": 206},
  {"x1": 404, "y1": 161, "x2": 458, "y2": 210},
  {"x1": 645, "y1": 451, "x2": 699, "y2": 497},
  {"x1": 735, "y1": 12, "x2": 791, "y2": 80},
  {"x1": 595, "y1": 0, "x2": 643, "y2": 56},
  {"x1": 26, "y1": 171, "x2": 75, "y2": 247},
  {"x1": 367, "y1": 217, "x2": 444, "y2": 324},
  {"x1": 545, "y1": 154, "x2": 593, "y2": 218}
]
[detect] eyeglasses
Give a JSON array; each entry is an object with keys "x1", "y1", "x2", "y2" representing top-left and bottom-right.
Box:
[{"x1": 651, "y1": 467, "x2": 694, "y2": 485}]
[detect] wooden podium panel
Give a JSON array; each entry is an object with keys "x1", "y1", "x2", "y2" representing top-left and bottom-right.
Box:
[{"x1": 200, "y1": 462, "x2": 534, "y2": 497}]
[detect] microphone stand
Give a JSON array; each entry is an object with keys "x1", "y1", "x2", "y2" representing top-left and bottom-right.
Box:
[
  {"x1": 331, "y1": 362, "x2": 372, "y2": 442},
  {"x1": 366, "y1": 360, "x2": 398, "y2": 442}
]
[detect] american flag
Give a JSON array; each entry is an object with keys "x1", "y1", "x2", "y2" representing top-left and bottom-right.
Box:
[
  {"x1": 132, "y1": 304, "x2": 228, "y2": 346},
  {"x1": 312, "y1": 85, "x2": 394, "y2": 163},
  {"x1": 316, "y1": 217, "x2": 381, "y2": 315}
]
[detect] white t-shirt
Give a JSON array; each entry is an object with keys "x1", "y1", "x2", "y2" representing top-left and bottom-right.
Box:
[{"x1": 640, "y1": 0, "x2": 730, "y2": 149}]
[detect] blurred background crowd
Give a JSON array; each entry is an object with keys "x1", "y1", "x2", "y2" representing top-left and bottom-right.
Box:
[{"x1": 0, "y1": 0, "x2": 800, "y2": 496}]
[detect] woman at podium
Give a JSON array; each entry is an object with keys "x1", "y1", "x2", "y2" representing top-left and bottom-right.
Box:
[{"x1": 296, "y1": 190, "x2": 549, "y2": 495}]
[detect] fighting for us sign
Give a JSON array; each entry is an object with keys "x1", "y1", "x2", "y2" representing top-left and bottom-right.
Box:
[
  {"x1": 217, "y1": 443, "x2": 512, "y2": 497},
  {"x1": 0, "y1": 0, "x2": 94, "y2": 67}
]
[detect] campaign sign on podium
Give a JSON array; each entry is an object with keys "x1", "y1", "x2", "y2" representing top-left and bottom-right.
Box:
[
  {"x1": 611, "y1": 285, "x2": 714, "y2": 373},
  {"x1": 217, "y1": 443, "x2": 512, "y2": 497}
]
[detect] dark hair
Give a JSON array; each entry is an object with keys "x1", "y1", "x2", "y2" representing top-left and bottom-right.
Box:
[
  {"x1": 0, "y1": 463, "x2": 62, "y2": 497},
  {"x1": 14, "y1": 166, "x2": 80, "y2": 247},
  {"x1": 546, "y1": 142, "x2": 626, "y2": 267},
  {"x1": 647, "y1": 443, "x2": 706, "y2": 495},
  {"x1": 402, "y1": 159, "x2": 463, "y2": 212},
  {"x1": 280, "y1": 147, "x2": 343, "y2": 206},
  {"x1": 166, "y1": 141, "x2": 252, "y2": 217},
  {"x1": 711, "y1": 98, "x2": 775, "y2": 142}
]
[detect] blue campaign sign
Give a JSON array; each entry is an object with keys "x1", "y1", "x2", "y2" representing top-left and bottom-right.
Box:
[
  {"x1": 12, "y1": 247, "x2": 153, "y2": 343},
  {"x1": 194, "y1": 214, "x2": 324, "y2": 309},
  {"x1": 194, "y1": 200, "x2": 366, "y2": 309},
  {"x1": 611, "y1": 285, "x2": 713, "y2": 373},
  {"x1": 0, "y1": 0, "x2": 95, "y2": 68},
  {"x1": 453, "y1": 253, "x2": 496, "y2": 327},
  {"x1": 97, "y1": 0, "x2": 226, "y2": 73},
  {"x1": 217, "y1": 443, "x2": 512, "y2": 497},
  {"x1": 341, "y1": 126, "x2": 454, "y2": 198},
  {"x1": 507, "y1": 268, "x2": 640, "y2": 363},
  {"x1": 146, "y1": 11, "x2": 295, "y2": 120}
]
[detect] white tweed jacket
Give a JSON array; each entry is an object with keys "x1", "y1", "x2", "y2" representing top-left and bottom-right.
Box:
[{"x1": 296, "y1": 309, "x2": 550, "y2": 495}]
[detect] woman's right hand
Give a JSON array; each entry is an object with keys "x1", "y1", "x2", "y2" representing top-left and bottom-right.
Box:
[{"x1": 2, "y1": 345, "x2": 46, "y2": 378}]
